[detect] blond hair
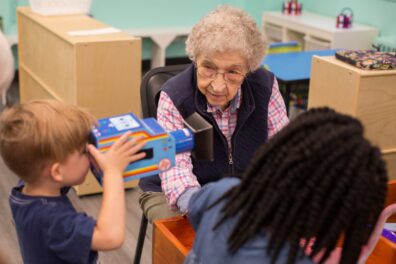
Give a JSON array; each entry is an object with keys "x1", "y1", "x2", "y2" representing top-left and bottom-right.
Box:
[
  {"x1": 0, "y1": 100, "x2": 96, "y2": 182},
  {"x1": 186, "y1": 5, "x2": 265, "y2": 72}
]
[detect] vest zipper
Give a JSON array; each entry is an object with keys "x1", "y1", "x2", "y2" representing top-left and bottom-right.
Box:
[
  {"x1": 228, "y1": 151, "x2": 233, "y2": 165},
  {"x1": 228, "y1": 148, "x2": 234, "y2": 175},
  {"x1": 194, "y1": 96, "x2": 237, "y2": 175}
]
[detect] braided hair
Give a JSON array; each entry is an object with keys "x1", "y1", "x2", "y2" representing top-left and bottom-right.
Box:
[{"x1": 213, "y1": 107, "x2": 388, "y2": 264}]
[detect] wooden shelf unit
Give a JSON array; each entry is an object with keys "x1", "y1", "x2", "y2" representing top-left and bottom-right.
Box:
[
  {"x1": 308, "y1": 56, "x2": 396, "y2": 179},
  {"x1": 262, "y1": 12, "x2": 378, "y2": 50},
  {"x1": 17, "y1": 7, "x2": 142, "y2": 195}
]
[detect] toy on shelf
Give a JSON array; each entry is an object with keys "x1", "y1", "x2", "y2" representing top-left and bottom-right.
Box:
[
  {"x1": 282, "y1": 0, "x2": 302, "y2": 15},
  {"x1": 89, "y1": 112, "x2": 213, "y2": 184},
  {"x1": 382, "y1": 228, "x2": 396, "y2": 243},
  {"x1": 266, "y1": 41, "x2": 302, "y2": 54},
  {"x1": 336, "y1": 8, "x2": 353, "y2": 28}
]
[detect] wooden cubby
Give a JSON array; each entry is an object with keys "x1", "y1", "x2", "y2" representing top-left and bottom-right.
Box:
[
  {"x1": 18, "y1": 7, "x2": 142, "y2": 195},
  {"x1": 308, "y1": 56, "x2": 396, "y2": 180}
]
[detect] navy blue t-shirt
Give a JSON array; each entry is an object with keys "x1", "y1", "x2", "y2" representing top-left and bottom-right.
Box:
[{"x1": 9, "y1": 183, "x2": 98, "y2": 264}]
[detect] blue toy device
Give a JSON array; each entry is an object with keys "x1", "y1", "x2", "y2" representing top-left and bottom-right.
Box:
[{"x1": 89, "y1": 112, "x2": 213, "y2": 184}]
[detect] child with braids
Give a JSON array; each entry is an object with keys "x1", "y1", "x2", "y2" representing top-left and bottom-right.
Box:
[{"x1": 184, "y1": 107, "x2": 388, "y2": 264}]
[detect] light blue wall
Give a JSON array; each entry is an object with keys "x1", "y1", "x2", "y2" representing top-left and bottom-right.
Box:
[
  {"x1": 90, "y1": 0, "x2": 271, "y2": 59},
  {"x1": 0, "y1": 0, "x2": 283, "y2": 60},
  {"x1": 91, "y1": 0, "x2": 227, "y2": 59},
  {"x1": 89, "y1": 0, "x2": 284, "y2": 59},
  {"x1": 0, "y1": 0, "x2": 29, "y2": 34},
  {"x1": 245, "y1": 1, "x2": 283, "y2": 23},
  {"x1": 1, "y1": 0, "x2": 395, "y2": 60},
  {"x1": 301, "y1": 0, "x2": 396, "y2": 37},
  {"x1": 91, "y1": 0, "x2": 225, "y2": 28}
]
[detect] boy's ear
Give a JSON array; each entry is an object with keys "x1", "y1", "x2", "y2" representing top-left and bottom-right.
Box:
[{"x1": 49, "y1": 162, "x2": 63, "y2": 183}]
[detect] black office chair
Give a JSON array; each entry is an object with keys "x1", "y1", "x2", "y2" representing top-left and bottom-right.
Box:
[{"x1": 134, "y1": 64, "x2": 190, "y2": 264}]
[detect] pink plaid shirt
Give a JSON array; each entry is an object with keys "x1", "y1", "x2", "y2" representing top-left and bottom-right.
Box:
[{"x1": 157, "y1": 77, "x2": 288, "y2": 210}]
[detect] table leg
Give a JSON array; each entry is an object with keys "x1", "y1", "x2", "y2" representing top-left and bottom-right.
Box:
[
  {"x1": 150, "y1": 35, "x2": 176, "y2": 69},
  {"x1": 285, "y1": 83, "x2": 291, "y2": 116}
]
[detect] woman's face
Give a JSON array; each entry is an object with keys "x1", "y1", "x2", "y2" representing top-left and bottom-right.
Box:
[{"x1": 196, "y1": 51, "x2": 247, "y2": 110}]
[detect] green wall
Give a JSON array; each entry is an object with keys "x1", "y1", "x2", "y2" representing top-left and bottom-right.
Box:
[
  {"x1": 91, "y1": 0, "x2": 226, "y2": 59},
  {"x1": 91, "y1": 0, "x2": 225, "y2": 28},
  {"x1": 0, "y1": 0, "x2": 283, "y2": 60},
  {"x1": 1, "y1": 0, "x2": 395, "y2": 60},
  {"x1": 0, "y1": 0, "x2": 28, "y2": 34},
  {"x1": 245, "y1": 1, "x2": 283, "y2": 23},
  {"x1": 301, "y1": 0, "x2": 396, "y2": 37},
  {"x1": 89, "y1": 0, "x2": 284, "y2": 59}
]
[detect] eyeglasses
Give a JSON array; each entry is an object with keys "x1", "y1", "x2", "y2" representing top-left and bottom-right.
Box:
[{"x1": 197, "y1": 65, "x2": 246, "y2": 84}]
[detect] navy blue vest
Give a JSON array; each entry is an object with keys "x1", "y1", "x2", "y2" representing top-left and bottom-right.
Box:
[{"x1": 139, "y1": 64, "x2": 273, "y2": 192}]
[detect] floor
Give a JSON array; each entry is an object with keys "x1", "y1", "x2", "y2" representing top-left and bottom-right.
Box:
[{"x1": 0, "y1": 69, "x2": 167, "y2": 264}]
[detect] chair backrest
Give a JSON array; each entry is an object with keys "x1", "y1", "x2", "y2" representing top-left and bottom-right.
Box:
[{"x1": 140, "y1": 64, "x2": 191, "y2": 118}]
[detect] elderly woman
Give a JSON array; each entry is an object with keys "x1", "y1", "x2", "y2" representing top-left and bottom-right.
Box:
[{"x1": 139, "y1": 5, "x2": 288, "y2": 222}]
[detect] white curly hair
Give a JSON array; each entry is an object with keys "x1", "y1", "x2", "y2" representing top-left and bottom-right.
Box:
[{"x1": 186, "y1": 5, "x2": 265, "y2": 72}]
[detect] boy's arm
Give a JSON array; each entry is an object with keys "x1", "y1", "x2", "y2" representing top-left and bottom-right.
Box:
[
  {"x1": 91, "y1": 167, "x2": 125, "y2": 250},
  {"x1": 88, "y1": 132, "x2": 146, "y2": 251}
]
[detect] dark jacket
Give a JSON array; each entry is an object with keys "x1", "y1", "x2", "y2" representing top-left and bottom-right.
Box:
[{"x1": 139, "y1": 64, "x2": 273, "y2": 192}]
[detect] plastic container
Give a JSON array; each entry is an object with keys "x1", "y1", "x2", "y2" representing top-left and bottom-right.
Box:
[{"x1": 29, "y1": 0, "x2": 92, "y2": 16}]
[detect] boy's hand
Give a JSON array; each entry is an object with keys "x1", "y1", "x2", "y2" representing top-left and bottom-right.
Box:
[
  {"x1": 90, "y1": 131, "x2": 145, "y2": 250},
  {"x1": 87, "y1": 132, "x2": 146, "y2": 176}
]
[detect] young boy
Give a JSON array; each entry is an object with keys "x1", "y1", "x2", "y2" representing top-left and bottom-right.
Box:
[{"x1": 0, "y1": 100, "x2": 146, "y2": 264}]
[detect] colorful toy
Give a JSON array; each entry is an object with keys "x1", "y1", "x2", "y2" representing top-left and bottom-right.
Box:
[
  {"x1": 336, "y1": 8, "x2": 353, "y2": 29},
  {"x1": 282, "y1": 0, "x2": 302, "y2": 15},
  {"x1": 89, "y1": 112, "x2": 213, "y2": 184},
  {"x1": 266, "y1": 41, "x2": 302, "y2": 55}
]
